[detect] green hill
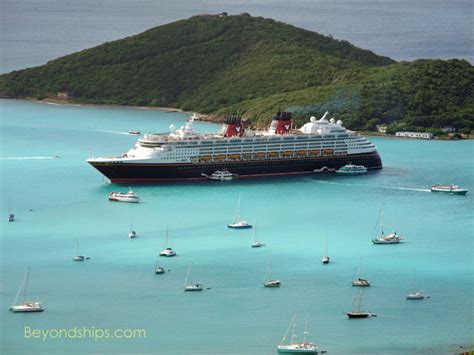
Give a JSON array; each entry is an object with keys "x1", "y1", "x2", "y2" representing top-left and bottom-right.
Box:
[{"x1": 0, "y1": 14, "x2": 473, "y2": 133}]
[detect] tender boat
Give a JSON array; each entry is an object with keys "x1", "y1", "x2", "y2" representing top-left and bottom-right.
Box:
[
  {"x1": 352, "y1": 259, "x2": 371, "y2": 287},
  {"x1": 108, "y1": 189, "x2": 140, "y2": 203},
  {"x1": 336, "y1": 164, "x2": 367, "y2": 175},
  {"x1": 128, "y1": 130, "x2": 141, "y2": 135},
  {"x1": 201, "y1": 170, "x2": 238, "y2": 181},
  {"x1": 277, "y1": 314, "x2": 322, "y2": 354},
  {"x1": 371, "y1": 208, "x2": 403, "y2": 244},
  {"x1": 184, "y1": 262, "x2": 203, "y2": 291},
  {"x1": 9, "y1": 267, "x2": 44, "y2": 313},
  {"x1": 346, "y1": 290, "x2": 373, "y2": 319},
  {"x1": 264, "y1": 262, "x2": 281, "y2": 288},
  {"x1": 159, "y1": 226, "x2": 176, "y2": 257},
  {"x1": 228, "y1": 194, "x2": 252, "y2": 229},
  {"x1": 431, "y1": 184, "x2": 468, "y2": 195}
]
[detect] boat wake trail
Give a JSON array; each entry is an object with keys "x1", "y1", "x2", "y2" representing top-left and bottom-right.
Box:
[
  {"x1": 0, "y1": 156, "x2": 60, "y2": 160},
  {"x1": 76, "y1": 128, "x2": 130, "y2": 136},
  {"x1": 314, "y1": 180, "x2": 431, "y2": 193}
]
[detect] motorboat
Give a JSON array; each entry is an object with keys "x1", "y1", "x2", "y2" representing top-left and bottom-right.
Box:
[
  {"x1": 202, "y1": 170, "x2": 238, "y2": 181},
  {"x1": 336, "y1": 164, "x2": 367, "y2": 175},
  {"x1": 108, "y1": 189, "x2": 140, "y2": 203},
  {"x1": 128, "y1": 130, "x2": 141, "y2": 135},
  {"x1": 155, "y1": 266, "x2": 166, "y2": 275},
  {"x1": 431, "y1": 184, "x2": 468, "y2": 195}
]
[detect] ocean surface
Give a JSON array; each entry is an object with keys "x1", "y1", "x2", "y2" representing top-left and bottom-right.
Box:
[
  {"x1": 1, "y1": 0, "x2": 472, "y2": 74},
  {"x1": 0, "y1": 99, "x2": 473, "y2": 354}
]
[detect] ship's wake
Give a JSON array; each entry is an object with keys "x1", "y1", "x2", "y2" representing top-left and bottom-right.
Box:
[
  {"x1": 313, "y1": 180, "x2": 431, "y2": 193},
  {"x1": 0, "y1": 156, "x2": 60, "y2": 160},
  {"x1": 76, "y1": 128, "x2": 131, "y2": 136}
]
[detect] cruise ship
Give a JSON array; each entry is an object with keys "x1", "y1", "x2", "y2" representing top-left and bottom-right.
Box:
[{"x1": 87, "y1": 111, "x2": 382, "y2": 183}]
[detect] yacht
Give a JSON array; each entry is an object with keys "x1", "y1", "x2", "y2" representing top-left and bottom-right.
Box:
[
  {"x1": 322, "y1": 239, "x2": 330, "y2": 264},
  {"x1": 251, "y1": 219, "x2": 265, "y2": 248},
  {"x1": 351, "y1": 259, "x2": 371, "y2": 287},
  {"x1": 73, "y1": 242, "x2": 85, "y2": 262},
  {"x1": 372, "y1": 208, "x2": 403, "y2": 244},
  {"x1": 228, "y1": 194, "x2": 252, "y2": 229},
  {"x1": 108, "y1": 188, "x2": 140, "y2": 203},
  {"x1": 201, "y1": 170, "x2": 238, "y2": 181},
  {"x1": 263, "y1": 262, "x2": 281, "y2": 288},
  {"x1": 406, "y1": 271, "x2": 426, "y2": 300},
  {"x1": 8, "y1": 197, "x2": 15, "y2": 222},
  {"x1": 154, "y1": 266, "x2": 166, "y2": 275},
  {"x1": 277, "y1": 314, "x2": 322, "y2": 354},
  {"x1": 346, "y1": 290, "x2": 373, "y2": 318},
  {"x1": 431, "y1": 184, "x2": 468, "y2": 195},
  {"x1": 128, "y1": 215, "x2": 137, "y2": 238},
  {"x1": 336, "y1": 164, "x2": 367, "y2": 175},
  {"x1": 159, "y1": 226, "x2": 176, "y2": 257},
  {"x1": 9, "y1": 267, "x2": 44, "y2": 313},
  {"x1": 184, "y1": 262, "x2": 203, "y2": 291}
]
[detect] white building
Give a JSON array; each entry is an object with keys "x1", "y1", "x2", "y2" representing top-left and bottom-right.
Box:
[{"x1": 395, "y1": 131, "x2": 433, "y2": 140}]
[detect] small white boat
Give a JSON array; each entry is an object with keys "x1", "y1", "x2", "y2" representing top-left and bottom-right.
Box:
[
  {"x1": 251, "y1": 219, "x2": 265, "y2": 248},
  {"x1": 406, "y1": 271, "x2": 426, "y2": 300},
  {"x1": 263, "y1": 262, "x2": 281, "y2": 288},
  {"x1": 372, "y1": 208, "x2": 403, "y2": 244},
  {"x1": 336, "y1": 164, "x2": 367, "y2": 175},
  {"x1": 202, "y1": 170, "x2": 238, "y2": 181},
  {"x1": 108, "y1": 189, "x2": 140, "y2": 203},
  {"x1": 228, "y1": 194, "x2": 252, "y2": 229},
  {"x1": 184, "y1": 262, "x2": 203, "y2": 291},
  {"x1": 322, "y1": 238, "x2": 330, "y2": 264},
  {"x1": 431, "y1": 184, "x2": 468, "y2": 195},
  {"x1": 352, "y1": 259, "x2": 371, "y2": 287},
  {"x1": 159, "y1": 226, "x2": 176, "y2": 257},
  {"x1": 128, "y1": 130, "x2": 141, "y2": 135},
  {"x1": 155, "y1": 266, "x2": 166, "y2": 275},
  {"x1": 128, "y1": 215, "x2": 137, "y2": 238},
  {"x1": 9, "y1": 267, "x2": 44, "y2": 313},
  {"x1": 73, "y1": 242, "x2": 86, "y2": 262},
  {"x1": 277, "y1": 314, "x2": 322, "y2": 354}
]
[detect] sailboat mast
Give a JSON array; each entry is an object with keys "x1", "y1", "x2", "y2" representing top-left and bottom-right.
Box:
[
  {"x1": 303, "y1": 314, "x2": 309, "y2": 343},
  {"x1": 184, "y1": 262, "x2": 192, "y2": 287},
  {"x1": 23, "y1": 267, "x2": 30, "y2": 304},
  {"x1": 380, "y1": 209, "x2": 384, "y2": 235},
  {"x1": 235, "y1": 194, "x2": 241, "y2": 222},
  {"x1": 164, "y1": 225, "x2": 169, "y2": 249}
]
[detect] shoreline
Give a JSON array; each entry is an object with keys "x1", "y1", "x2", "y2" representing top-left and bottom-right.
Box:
[{"x1": 2, "y1": 97, "x2": 471, "y2": 139}]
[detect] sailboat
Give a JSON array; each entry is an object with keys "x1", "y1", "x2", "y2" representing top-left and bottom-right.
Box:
[
  {"x1": 351, "y1": 258, "x2": 371, "y2": 287},
  {"x1": 72, "y1": 242, "x2": 85, "y2": 262},
  {"x1": 346, "y1": 290, "x2": 373, "y2": 318},
  {"x1": 159, "y1": 225, "x2": 176, "y2": 257},
  {"x1": 322, "y1": 238, "x2": 330, "y2": 264},
  {"x1": 277, "y1": 314, "x2": 321, "y2": 354},
  {"x1": 9, "y1": 267, "x2": 44, "y2": 313},
  {"x1": 227, "y1": 194, "x2": 252, "y2": 229},
  {"x1": 128, "y1": 214, "x2": 137, "y2": 238},
  {"x1": 406, "y1": 270, "x2": 426, "y2": 300},
  {"x1": 183, "y1": 261, "x2": 203, "y2": 291},
  {"x1": 263, "y1": 261, "x2": 281, "y2": 287},
  {"x1": 251, "y1": 219, "x2": 265, "y2": 248},
  {"x1": 8, "y1": 196, "x2": 15, "y2": 222},
  {"x1": 372, "y1": 208, "x2": 403, "y2": 244}
]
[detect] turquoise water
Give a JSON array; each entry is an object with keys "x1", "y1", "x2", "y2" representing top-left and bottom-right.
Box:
[{"x1": 0, "y1": 99, "x2": 473, "y2": 354}]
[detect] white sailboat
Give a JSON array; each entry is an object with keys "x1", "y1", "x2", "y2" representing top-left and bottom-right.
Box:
[
  {"x1": 183, "y1": 261, "x2": 203, "y2": 291},
  {"x1": 251, "y1": 219, "x2": 265, "y2": 248},
  {"x1": 9, "y1": 267, "x2": 44, "y2": 313},
  {"x1": 128, "y1": 214, "x2": 137, "y2": 238},
  {"x1": 263, "y1": 261, "x2": 281, "y2": 287},
  {"x1": 277, "y1": 314, "x2": 321, "y2": 354},
  {"x1": 406, "y1": 270, "x2": 426, "y2": 300},
  {"x1": 72, "y1": 242, "x2": 85, "y2": 262},
  {"x1": 228, "y1": 194, "x2": 252, "y2": 229},
  {"x1": 352, "y1": 258, "x2": 371, "y2": 287},
  {"x1": 322, "y1": 238, "x2": 330, "y2": 264},
  {"x1": 372, "y1": 208, "x2": 403, "y2": 244},
  {"x1": 159, "y1": 225, "x2": 176, "y2": 257}
]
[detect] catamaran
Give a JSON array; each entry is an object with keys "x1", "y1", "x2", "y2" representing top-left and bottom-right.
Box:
[
  {"x1": 184, "y1": 261, "x2": 203, "y2": 291},
  {"x1": 372, "y1": 208, "x2": 403, "y2": 244},
  {"x1": 277, "y1": 314, "x2": 322, "y2": 354},
  {"x1": 228, "y1": 194, "x2": 252, "y2": 229},
  {"x1": 9, "y1": 267, "x2": 44, "y2": 313},
  {"x1": 159, "y1": 225, "x2": 176, "y2": 257}
]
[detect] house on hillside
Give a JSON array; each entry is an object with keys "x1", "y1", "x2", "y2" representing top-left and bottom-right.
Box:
[
  {"x1": 376, "y1": 125, "x2": 387, "y2": 134},
  {"x1": 441, "y1": 126, "x2": 456, "y2": 133},
  {"x1": 57, "y1": 91, "x2": 72, "y2": 100},
  {"x1": 395, "y1": 131, "x2": 433, "y2": 140}
]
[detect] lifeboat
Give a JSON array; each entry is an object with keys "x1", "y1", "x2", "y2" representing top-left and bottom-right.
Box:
[
  {"x1": 214, "y1": 155, "x2": 226, "y2": 161},
  {"x1": 242, "y1": 153, "x2": 252, "y2": 160},
  {"x1": 323, "y1": 149, "x2": 334, "y2": 155},
  {"x1": 282, "y1": 151, "x2": 293, "y2": 157},
  {"x1": 228, "y1": 154, "x2": 241, "y2": 161},
  {"x1": 199, "y1": 155, "x2": 212, "y2": 162},
  {"x1": 268, "y1": 152, "x2": 279, "y2": 158},
  {"x1": 309, "y1": 150, "x2": 320, "y2": 156},
  {"x1": 297, "y1": 150, "x2": 307, "y2": 157},
  {"x1": 254, "y1": 152, "x2": 266, "y2": 159}
]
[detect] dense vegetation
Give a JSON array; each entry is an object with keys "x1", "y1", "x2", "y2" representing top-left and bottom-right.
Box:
[{"x1": 0, "y1": 14, "x2": 473, "y2": 133}]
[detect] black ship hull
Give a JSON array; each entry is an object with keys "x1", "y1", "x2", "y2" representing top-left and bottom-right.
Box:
[{"x1": 89, "y1": 152, "x2": 382, "y2": 183}]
